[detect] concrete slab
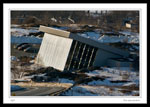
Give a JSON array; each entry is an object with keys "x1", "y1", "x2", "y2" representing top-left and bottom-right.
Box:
[{"x1": 39, "y1": 25, "x2": 70, "y2": 38}]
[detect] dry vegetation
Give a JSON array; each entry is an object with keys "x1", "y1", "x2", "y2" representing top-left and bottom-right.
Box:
[{"x1": 11, "y1": 11, "x2": 139, "y2": 32}]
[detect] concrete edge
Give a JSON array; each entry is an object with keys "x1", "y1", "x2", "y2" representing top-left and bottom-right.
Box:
[{"x1": 39, "y1": 25, "x2": 70, "y2": 38}]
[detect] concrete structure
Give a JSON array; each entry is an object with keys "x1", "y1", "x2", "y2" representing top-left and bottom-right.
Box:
[
  {"x1": 35, "y1": 25, "x2": 130, "y2": 71},
  {"x1": 107, "y1": 58, "x2": 133, "y2": 67}
]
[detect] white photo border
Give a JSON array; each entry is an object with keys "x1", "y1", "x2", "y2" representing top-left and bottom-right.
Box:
[{"x1": 3, "y1": 3, "x2": 147, "y2": 104}]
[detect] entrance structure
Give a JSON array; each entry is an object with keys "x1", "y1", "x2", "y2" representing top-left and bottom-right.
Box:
[{"x1": 35, "y1": 25, "x2": 130, "y2": 71}]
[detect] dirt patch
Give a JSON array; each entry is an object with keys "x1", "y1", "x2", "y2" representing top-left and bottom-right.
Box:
[
  {"x1": 119, "y1": 89, "x2": 132, "y2": 94},
  {"x1": 121, "y1": 85, "x2": 139, "y2": 91},
  {"x1": 18, "y1": 56, "x2": 33, "y2": 63},
  {"x1": 11, "y1": 82, "x2": 73, "y2": 88}
]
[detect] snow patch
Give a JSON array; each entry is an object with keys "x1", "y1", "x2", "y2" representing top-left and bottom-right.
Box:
[
  {"x1": 58, "y1": 78, "x2": 75, "y2": 84},
  {"x1": 11, "y1": 27, "x2": 42, "y2": 44},
  {"x1": 87, "y1": 79, "x2": 124, "y2": 86},
  {"x1": 68, "y1": 17, "x2": 75, "y2": 23},
  {"x1": 11, "y1": 27, "x2": 39, "y2": 36},
  {"x1": 62, "y1": 86, "x2": 98, "y2": 96},
  {"x1": 11, "y1": 85, "x2": 24, "y2": 91},
  {"x1": 11, "y1": 56, "x2": 17, "y2": 61},
  {"x1": 11, "y1": 35, "x2": 42, "y2": 44},
  {"x1": 62, "y1": 85, "x2": 131, "y2": 96},
  {"x1": 78, "y1": 31, "x2": 139, "y2": 43},
  {"x1": 123, "y1": 82, "x2": 137, "y2": 86},
  {"x1": 51, "y1": 17, "x2": 57, "y2": 22},
  {"x1": 119, "y1": 31, "x2": 139, "y2": 36},
  {"x1": 85, "y1": 67, "x2": 139, "y2": 87}
]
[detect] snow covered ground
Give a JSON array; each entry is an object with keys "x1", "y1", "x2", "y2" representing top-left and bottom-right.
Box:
[
  {"x1": 11, "y1": 56, "x2": 18, "y2": 61},
  {"x1": 78, "y1": 31, "x2": 139, "y2": 43},
  {"x1": 86, "y1": 67, "x2": 139, "y2": 86},
  {"x1": 10, "y1": 25, "x2": 139, "y2": 96},
  {"x1": 11, "y1": 36, "x2": 42, "y2": 44},
  {"x1": 11, "y1": 25, "x2": 139, "y2": 44},
  {"x1": 119, "y1": 31, "x2": 139, "y2": 37},
  {"x1": 58, "y1": 78, "x2": 75, "y2": 84},
  {"x1": 11, "y1": 27, "x2": 39, "y2": 37},
  {"x1": 62, "y1": 67, "x2": 139, "y2": 96},
  {"x1": 11, "y1": 60, "x2": 139, "y2": 96},
  {"x1": 61, "y1": 85, "x2": 136, "y2": 96},
  {"x1": 10, "y1": 25, "x2": 70, "y2": 44},
  {"x1": 11, "y1": 85, "x2": 24, "y2": 91},
  {"x1": 11, "y1": 26, "x2": 42, "y2": 44}
]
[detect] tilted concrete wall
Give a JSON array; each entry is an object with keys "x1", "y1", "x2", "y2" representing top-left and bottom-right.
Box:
[
  {"x1": 93, "y1": 49, "x2": 122, "y2": 67},
  {"x1": 35, "y1": 33, "x2": 73, "y2": 71}
]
